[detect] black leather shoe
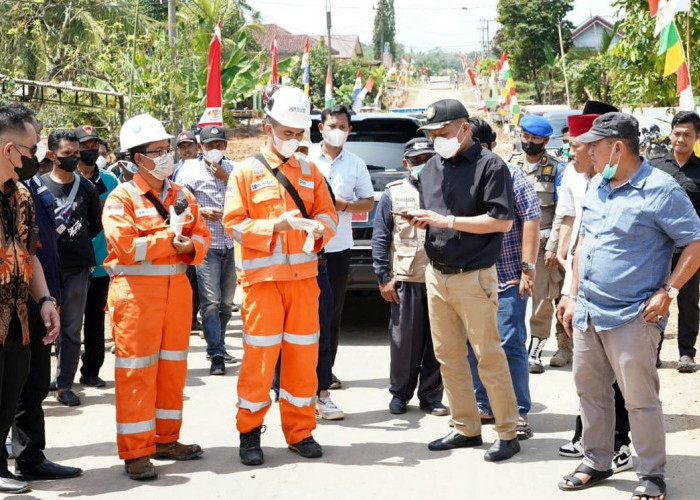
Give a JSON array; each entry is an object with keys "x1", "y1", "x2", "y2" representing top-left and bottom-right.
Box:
[
  {"x1": 288, "y1": 436, "x2": 322, "y2": 458},
  {"x1": 56, "y1": 389, "x2": 81, "y2": 406},
  {"x1": 428, "y1": 431, "x2": 483, "y2": 451},
  {"x1": 389, "y1": 396, "x2": 407, "y2": 414},
  {"x1": 0, "y1": 476, "x2": 30, "y2": 493},
  {"x1": 484, "y1": 438, "x2": 520, "y2": 462},
  {"x1": 80, "y1": 375, "x2": 106, "y2": 387},
  {"x1": 239, "y1": 426, "x2": 264, "y2": 466},
  {"x1": 15, "y1": 459, "x2": 82, "y2": 480},
  {"x1": 419, "y1": 401, "x2": 449, "y2": 416}
]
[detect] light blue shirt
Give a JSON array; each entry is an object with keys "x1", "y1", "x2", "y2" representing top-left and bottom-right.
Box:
[{"x1": 574, "y1": 160, "x2": 700, "y2": 331}]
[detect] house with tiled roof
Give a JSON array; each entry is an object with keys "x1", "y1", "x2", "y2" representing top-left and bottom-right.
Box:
[
  {"x1": 253, "y1": 24, "x2": 363, "y2": 59},
  {"x1": 572, "y1": 15, "x2": 623, "y2": 51}
]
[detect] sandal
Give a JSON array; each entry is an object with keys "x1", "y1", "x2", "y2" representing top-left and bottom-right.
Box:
[
  {"x1": 632, "y1": 476, "x2": 666, "y2": 500},
  {"x1": 558, "y1": 463, "x2": 613, "y2": 491}
]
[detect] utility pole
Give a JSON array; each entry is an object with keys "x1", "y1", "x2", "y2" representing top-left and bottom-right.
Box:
[
  {"x1": 557, "y1": 19, "x2": 571, "y2": 108},
  {"x1": 479, "y1": 26, "x2": 487, "y2": 59},
  {"x1": 480, "y1": 18, "x2": 495, "y2": 56},
  {"x1": 326, "y1": 0, "x2": 333, "y2": 75},
  {"x1": 128, "y1": 0, "x2": 141, "y2": 116}
]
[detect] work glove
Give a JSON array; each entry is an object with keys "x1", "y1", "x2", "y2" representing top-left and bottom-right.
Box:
[{"x1": 278, "y1": 209, "x2": 324, "y2": 253}]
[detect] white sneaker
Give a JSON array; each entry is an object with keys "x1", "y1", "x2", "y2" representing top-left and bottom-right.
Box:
[
  {"x1": 613, "y1": 444, "x2": 633, "y2": 473},
  {"x1": 317, "y1": 396, "x2": 344, "y2": 420},
  {"x1": 558, "y1": 438, "x2": 583, "y2": 458}
]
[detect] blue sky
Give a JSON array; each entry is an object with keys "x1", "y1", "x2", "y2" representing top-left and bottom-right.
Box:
[{"x1": 249, "y1": 0, "x2": 619, "y2": 53}]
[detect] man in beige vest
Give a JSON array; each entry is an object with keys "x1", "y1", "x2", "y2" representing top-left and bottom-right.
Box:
[{"x1": 372, "y1": 138, "x2": 446, "y2": 416}]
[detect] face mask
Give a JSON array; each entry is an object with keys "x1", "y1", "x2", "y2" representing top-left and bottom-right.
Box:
[
  {"x1": 294, "y1": 152, "x2": 308, "y2": 162},
  {"x1": 602, "y1": 147, "x2": 619, "y2": 181},
  {"x1": 35, "y1": 142, "x2": 47, "y2": 162},
  {"x1": 323, "y1": 128, "x2": 348, "y2": 148},
  {"x1": 204, "y1": 148, "x2": 224, "y2": 164},
  {"x1": 11, "y1": 148, "x2": 40, "y2": 181},
  {"x1": 147, "y1": 152, "x2": 174, "y2": 180},
  {"x1": 96, "y1": 156, "x2": 108, "y2": 169},
  {"x1": 433, "y1": 127, "x2": 464, "y2": 159},
  {"x1": 79, "y1": 149, "x2": 100, "y2": 166},
  {"x1": 561, "y1": 143, "x2": 571, "y2": 160},
  {"x1": 272, "y1": 133, "x2": 300, "y2": 159},
  {"x1": 56, "y1": 155, "x2": 79, "y2": 172},
  {"x1": 521, "y1": 140, "x2": 546, "y2": 156},
  {"x1": 410, "y1": 163, "x2": 425, "y2": 180}
]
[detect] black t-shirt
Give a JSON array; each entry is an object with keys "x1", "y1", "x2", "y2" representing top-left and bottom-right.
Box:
[
  {"x1": 41, "y1": 172, "x2": 102, "y2": 271},
  {"x1": 650, "y1": 151, "x2": 700, "y2": 217},
  {"x1": 419, "y1": 141, "x2": 514, "y2": 270}
]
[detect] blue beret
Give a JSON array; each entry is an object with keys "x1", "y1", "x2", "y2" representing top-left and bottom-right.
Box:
[{"x1": 521, "y1": 115, "x2": 553, "y2": 138}]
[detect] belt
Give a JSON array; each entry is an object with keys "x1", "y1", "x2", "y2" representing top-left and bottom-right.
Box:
[{"x1": 430, "y1": 260, "x2": 470, "y2": 275}]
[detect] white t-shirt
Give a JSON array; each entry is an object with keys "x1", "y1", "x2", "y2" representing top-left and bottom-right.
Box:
[{"x1": 309, "y1": 145, "x2": 374, "y2": 253}]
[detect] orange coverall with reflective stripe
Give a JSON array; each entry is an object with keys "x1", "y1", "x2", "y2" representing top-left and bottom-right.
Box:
[
  {"x1": 223, "y1": 145, "x2": 337, "y2": 444},
  {"x1": 103, "y1": 172, "x2": 210, "y2": 460}
]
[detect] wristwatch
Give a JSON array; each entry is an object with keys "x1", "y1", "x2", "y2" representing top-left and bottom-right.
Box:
[
  {"x1": 663, "y1": 284, "x2": 679, "y2": 299},
  {"x1": 38, "y1": 295, "x2": 58, "y2": 308},
  {"x1": 521, "y1": 261, "x2": 536, "y2": 272},
  {"x1": 446, "y1": 215, "x2": 455, "y2": 229}
]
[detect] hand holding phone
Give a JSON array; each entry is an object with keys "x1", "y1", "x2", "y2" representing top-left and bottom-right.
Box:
[{"x1": 390, "y1": 210, "x2": 414, "y2": 219}]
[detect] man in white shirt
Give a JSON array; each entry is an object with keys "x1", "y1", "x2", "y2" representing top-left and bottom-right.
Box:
[{"x1": 309, "y1": 105, "x2": 374, "y2": 389}]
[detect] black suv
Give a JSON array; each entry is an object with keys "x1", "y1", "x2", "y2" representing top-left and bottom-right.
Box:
[{"x1": 310, "y1": 113, "x2": 426, "y2": 290}]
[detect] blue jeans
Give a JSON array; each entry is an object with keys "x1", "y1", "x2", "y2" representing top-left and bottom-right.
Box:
[
  {"x1": 468, "y1": 285, "x2": 531, "y2": 417},
  {"x1": 197, "y1": 247, "x2": 236, "y2": 358}
]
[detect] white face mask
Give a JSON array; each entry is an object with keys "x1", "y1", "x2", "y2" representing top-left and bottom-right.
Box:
[
  {"x1": 147, "y1": 152, "x2": 174, "y2": 180},
  {"x1": 273, "y1": 133, "x2": 301, "y2": 159},
  {"x1": 35, "y1": 141, "x2": 47, "y2": 162},
  {"x1": 96, "y1": 155, "x2": 108, "y2": 169},
  {"x1": 204, "y1": 148, "x2": 224, "y2": 164},
  {"x1": 323, "y1": 128, "x2": 348, "y2": 148},
  {"x1": 433, "y1": 127, "x2": 465, "y2": 159},
  {"x1": 294, "y1": 152, "x2": 308, "y2": 162}
]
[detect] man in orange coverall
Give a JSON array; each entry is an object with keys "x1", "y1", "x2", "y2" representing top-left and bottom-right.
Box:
[
  {"x1": 102, "y1": 113, "x2": 211, "y2": 480},
  {"x1": 223, "y1": 86, "x2": 338, "y2": 466}
]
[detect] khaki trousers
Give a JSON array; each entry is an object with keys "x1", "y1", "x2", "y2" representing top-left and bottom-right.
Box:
[
  {"x1": 574, "y1": 314, "x2": 665, "y2": 477},
  {"x1": 426, "y1": 264, "x2": 518, "y2": 440},
  {"x1": 530, "y1": 247, "x2": 564, "y2": 340}
]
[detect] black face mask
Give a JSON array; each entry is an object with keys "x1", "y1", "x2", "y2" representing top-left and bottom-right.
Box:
[
  {"x1": 13, "y1": 153, "x2": 40, "y2": 181},
  {"x1": 57, "y1": 155, "x2": 79, "y2": 172},
  {"x1": 521, "y1": 141, "x2": 546, "y2": 156},
  {"x1": 79, "y1": 149, "x2": 100, "y2": 166}
]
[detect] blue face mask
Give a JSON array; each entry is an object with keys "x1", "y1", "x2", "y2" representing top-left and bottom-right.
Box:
[
  {"x1": 602, "y1": 146, "x2": 619, "y2": 181},
  {"x1": 410, "y1": 163, "x2": 425, "y2": 180}
]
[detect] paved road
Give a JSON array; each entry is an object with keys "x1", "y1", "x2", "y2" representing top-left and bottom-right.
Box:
[
  {"x1": 404, "y1": 83, "x2": 475, "y2": 110},
  {"x1": 15, "y1": 294, "x2": 700, "y2": 499}
]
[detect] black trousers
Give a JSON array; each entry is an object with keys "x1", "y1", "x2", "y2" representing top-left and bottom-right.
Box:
[
  {"x1": 186, "y1": 265, "x2": 200, "y2": 326},
  {"x1": 81, "y1": 275, "x2": 110, "y2": 378},
  {"x1": 389, "y1": 281, "x2": 443, "y2": 404},
  {"x1": 12, "y1": 312, "x2": 51, "y2": 468},
  {"x1": 672, "y1": 252, "x2": 700, "y2": 358},
  {"x1": 574, "y1": 381, "x2": 630, "y2": 450},
  {"x1": 326, "y1": 249, "x2": 351, "y2": 367},
  {"x1": 0, "y1": 324, "x2": 31, "y2": 475}
]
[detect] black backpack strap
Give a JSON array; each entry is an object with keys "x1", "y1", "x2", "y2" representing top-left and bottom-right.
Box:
[
  {"x1": 253, "y1": 153, "x2": 310, "y2": 219},
  {"x1": 142, "y1": 191, "x2": 170, "y2": 221}
]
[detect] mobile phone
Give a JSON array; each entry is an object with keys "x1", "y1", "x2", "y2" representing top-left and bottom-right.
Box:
[{"x1": 390, "y1": 210, "x2": 414, "y2": 219}]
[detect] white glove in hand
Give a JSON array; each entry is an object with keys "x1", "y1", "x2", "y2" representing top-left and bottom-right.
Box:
[
  {"x1": 170, "y1": 206, "x2": 192, "y2": 238},
  {"x1": 281, "y1": 210, "x2": 323, "y2": 253}
]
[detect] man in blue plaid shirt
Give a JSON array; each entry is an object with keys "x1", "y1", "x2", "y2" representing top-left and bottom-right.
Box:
[{"x1": 467, "y1": 118, "x2": 542, "y2": 440}]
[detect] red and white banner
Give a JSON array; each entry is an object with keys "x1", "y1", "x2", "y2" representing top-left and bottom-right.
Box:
[{"x1": 199, "y1": 21, "x2": 223, "y2": 127}]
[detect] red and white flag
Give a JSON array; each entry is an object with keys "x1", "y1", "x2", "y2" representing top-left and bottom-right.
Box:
[
  {"x1": 199, "y1": 20, "x2": 223, "y2": 127},
  {"x1": 270, "y1": 36, "x2": 279, "y2": 85}
]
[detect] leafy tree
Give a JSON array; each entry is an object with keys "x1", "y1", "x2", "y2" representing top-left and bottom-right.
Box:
[
  {"x1": 496, "y1": 0, "x2": 574, "y2": 103},
  {"x1": 478, "y1": 57, "x2": 498, "y2": 76},
  {"x1": 372, "y1": 0, "x2": 396, "y2": 59}
]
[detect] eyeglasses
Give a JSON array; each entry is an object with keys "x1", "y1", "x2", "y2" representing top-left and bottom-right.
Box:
[
  {"x1": 144, "y1": 147, "x2": 172, "y2": 158},
  {"x1": 2, "y1": 140, "x2": 38, "y2": 157}
]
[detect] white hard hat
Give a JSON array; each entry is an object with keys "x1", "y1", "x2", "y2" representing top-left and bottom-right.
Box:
[
  {"x1": 264, "y1": 86, "x2": 311, "y2": 130},
  {"x1": 120, "y1": 113, "x2": 174, "y2": 152}
]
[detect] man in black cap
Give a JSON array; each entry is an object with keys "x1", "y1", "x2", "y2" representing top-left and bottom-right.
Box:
[
  {"x1": 372, "y1": 138, "x2": 446, "y2": 417},
  {"x1": 558, "y1": 112, "x2": 700, "y2": 499},
  {"x1": 650, "y1": 110, "x2": 700, "y2": 373},
  {"x1": 404, "y1": 99, "x2": 520, "y2": 462}
]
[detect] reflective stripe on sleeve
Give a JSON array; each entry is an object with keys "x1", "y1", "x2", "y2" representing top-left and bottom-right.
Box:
[
  {"x1": 232, "y1": 218, "x2": 253, "y2": 243},
  {"x1": 192, "y1": 234, "x2": 207, "y2": 248},
  {"x1": 134, "y1": 237, "x2": 148, "y2": 262},
  {"x1": 238, "y1": 397, "x2": 271, "y2": 413},
  {"x1": 160, "y1": 349, "x2": 188, "y2": 361},
  {"x1": 114, "y1": 353, "x2": 159, "y2": 369},
  {"x1": 279, "y1": 389, "x2": 317, "y2": 408},
  {"x1": 314, "y1": 214, "x2": 337, "y2": 232},
  {"x1": 117, "y1": 418, "x2": 156, "y2": 435},
  {"x1": 283, "y1": 332, "x2": 320, "y2": 345},
  {"x1": 155, "y1": 408, "x2": 182, "y2": 420},
  {"x1": 242, "y1": 333, "x2": 283, "y2": 347}
]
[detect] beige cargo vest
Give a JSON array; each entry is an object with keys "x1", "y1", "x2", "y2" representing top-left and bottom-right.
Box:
[
  {"x1": 512, "y1": 152, "x2": 559, "y2": 233},
  {"x1": 388, "y1": 178, "x2": 428, "y2": 283}
]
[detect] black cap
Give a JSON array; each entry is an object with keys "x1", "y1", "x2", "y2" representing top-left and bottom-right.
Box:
[
  {"x1": 176, "y1": 131, "x2": 196, "y2": 145},
  {"x1": 403, "y1": 138, "x2": 435, "y2": 157},
  {"x1": 74, "y1": 125, "x2": 99, "y2": 143},
  {"x1": 577, "y1": 112, "x2": 640, "y2": 144},
  {"x1": 200, "y1": 126, "x2": 231, "y2": 144},
  {"x1": 582, "y1": 100, "x2": 618, "y2": 115},
  {"x1": 419, "y1": 99, "x2": 469, "y2": 130}
]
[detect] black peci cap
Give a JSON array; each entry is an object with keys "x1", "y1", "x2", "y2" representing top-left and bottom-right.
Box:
[
  {"x1": 419, "y1": 99, "x2": 469, "y2": 130},
  {"x1": 582, "y1": 100, "x2": 619, "y2": 115}
]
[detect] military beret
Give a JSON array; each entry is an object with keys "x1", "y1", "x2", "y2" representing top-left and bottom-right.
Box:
[{"x1": 520, "y1": 115, "x2": 553, "y2": 138}]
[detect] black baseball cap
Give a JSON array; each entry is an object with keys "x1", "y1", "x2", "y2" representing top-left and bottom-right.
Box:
[
  {"x1": 419, "y1": 99, "x2": 469, "y2": 130},
  {"x1": 403, "y1": 138, "x2": 434, "y2": 157},
  {"x1": 199, "y1": 126, "x2": 231, "y2": 144},
  {"x1": 577, "y1": 112, "x2": 640, "y2": 144},
  {"x1": 74, "y1": 125, "x2": 100, "y2": 143},
  {"x1": 176, "y1": 131, "x2": 196, "y2": 145}
]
